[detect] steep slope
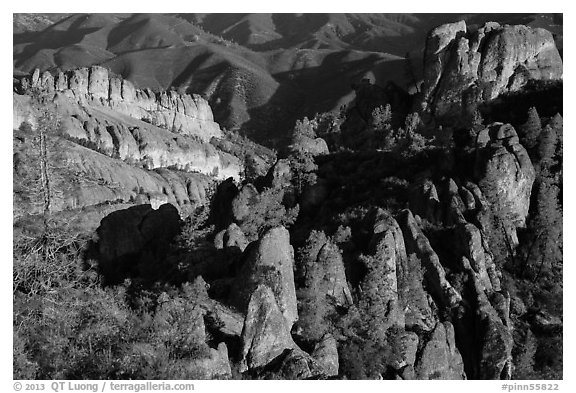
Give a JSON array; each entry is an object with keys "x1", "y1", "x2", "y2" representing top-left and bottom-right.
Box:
[{"x1": 13, "y1": 65, "x2": 248, "y2": 224}]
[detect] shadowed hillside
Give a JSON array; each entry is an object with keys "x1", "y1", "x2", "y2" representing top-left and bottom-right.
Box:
[{"x1": 14, "y1": 13, "x2": 561, "y2": 146}]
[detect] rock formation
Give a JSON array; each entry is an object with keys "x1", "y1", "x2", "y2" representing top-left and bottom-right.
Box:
[
  {"x1": 214, "y1": 223, "x2": 249, "y2": 252},
  {"x1": 231, "y1": 226, "x2": 298, "y2": 328},
  {"x1": 415, "y1": 321, "x2": 466, "y2": 380},
  {"x1": 13, "y1": 66, "x2": 244, "y2": 219},
  {"x1": 20, "y1": 66, "x2": 223, "y2": 141},
  {"x1": 361, "y1": 209, "x2": 408, "y2": 333},
  {"x1": 420, "y1": 21, "x2": 562, "y2": 122},
  {"x1": 475, "y1": 123, "x2": 536, "y2": 227},
  {"x1": 461, "y1": 257, "x2": 514, "y2": 379},
  {"x1": 239, "y1": 285, "x2": 296, "y2": 371},
  {"x1": 188, "y1": 343, "x2": 233, "y2": 379},
  {"x1": 311, "y1": 334, "x2": 339, "y2": 377},
  {"x1": 397, "y1": 209, "x2": 462, "y2": 309},
  {"x1": 94, "y1": 204, "x2": 182, "y2": 284}
]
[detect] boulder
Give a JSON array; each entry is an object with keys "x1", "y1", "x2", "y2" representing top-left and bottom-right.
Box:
[
  {"x1": 289, "y1": 135, "x2": 329, "y2": 156},
  {"x1": 188, "y1": 342, "x2": 232, "y2": 379},
  {"x1": 214, "y1": 223, "x2": 248, "y2": 252},
  {"x1": 311, "y1": 334, "x2": 339, "y2": 377},
  {"x1": 415, "y1": 321, "x2": 466, "y2": 380},
  {"x1": 278, "y1": 348, "x2": 325, "y2": 379},
  {"x1": 239, "y1": 285, "x2": 296, "y2": 371},
  {"x1": 408, "y1": 177, "x2": 442, "y2": 224}
]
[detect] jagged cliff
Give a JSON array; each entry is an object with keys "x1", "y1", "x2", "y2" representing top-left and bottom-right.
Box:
[
  {"x1": 19, "y1": 66, "x2": 222, "y2": 141},
  {"x1": 13, "y1": 66, "x2": 244, "y2": 219},
  {"x1": 419, "y1": 21, "x2": 562, "y2": 122}
]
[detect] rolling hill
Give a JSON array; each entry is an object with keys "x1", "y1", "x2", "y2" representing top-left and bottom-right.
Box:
[{"x1": 14, "y1": 13, "x2": 562, "y2": 146}]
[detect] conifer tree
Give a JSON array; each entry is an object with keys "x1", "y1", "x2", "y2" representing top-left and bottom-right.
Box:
[{"x1": 520, "y1": 107, "x2": 542, "y2": 149}]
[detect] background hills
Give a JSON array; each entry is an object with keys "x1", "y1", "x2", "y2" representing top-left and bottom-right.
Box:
[{"x1": 14, "y1": 13, "x2": 562, "y2": 146}]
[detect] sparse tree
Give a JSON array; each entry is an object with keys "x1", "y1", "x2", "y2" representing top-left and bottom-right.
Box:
[{"x1": 370, "y1": 104, "x2": 392, "y2": 131}]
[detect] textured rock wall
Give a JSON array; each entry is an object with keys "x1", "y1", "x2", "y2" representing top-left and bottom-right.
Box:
[
  {"x1": 475, "y1": 123, "x2": 536, "y2": 227},
  {"x1": 420, "y1": 21, "x2": 562, "y2": 122},
  {"x1": 21, "y1": 66, "x2": 223, "y2": 142}
]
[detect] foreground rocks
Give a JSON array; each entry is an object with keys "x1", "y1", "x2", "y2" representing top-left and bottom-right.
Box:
[
  {"x1": 415, "y1": 322, "x2": 466, "y2": 380},
  {"x1": 239, "y1": 285, "x2": 297, "y2": 371}
]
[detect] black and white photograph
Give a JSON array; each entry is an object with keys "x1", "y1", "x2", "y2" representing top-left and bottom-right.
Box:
[{"x1": 10, "y1": 4, "x2": 567, "y2": 387}]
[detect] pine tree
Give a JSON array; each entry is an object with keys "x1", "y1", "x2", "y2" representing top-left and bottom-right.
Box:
[
  {"x1": 523, "y1": 178, "x2": 562, "y2": 280},
  {"x1": 520, "y1": 107, "x2": 542, "y2": 149},
  {"x1": 548, "y1": 113, "x2": 563, "y2": 163},
  {"x1": 15, "y1": 89, "x2": 65, "y2": 230}
]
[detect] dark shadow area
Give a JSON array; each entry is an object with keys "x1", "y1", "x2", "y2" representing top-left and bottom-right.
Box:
[
  {"x1": 243, "y1": 52, "x2": 406, "y2": 148},
  {"x1": 480, "y1": 81, "x2": 563, "y2": 127},
  {"x1": 86, "y1": 203, "x2": 182, "y2": 285}
]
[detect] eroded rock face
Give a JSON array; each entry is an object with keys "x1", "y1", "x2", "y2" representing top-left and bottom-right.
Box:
[
  {"x1": 214, "y1": 223, "x2": 248, "y2": 252},
  {"x1": 240, "y1": 285, "x2": 296, "y2": 371},
  {"x1": 47, "y1": 138, "x2": 215, "y2": 216},
  {"x1": 278, "y1": 348, "x2": 325, "y2": 379},
  {"x1": 188, "y1": 342, "x2": 232, "y2": 379},
  {"x1": 461, "y1": 258, "x2": 513, "y2": 379},
  {"x1": 420, "y1": 21, "x2": 562, "y2": 122},
  {"x1": 20, "y1": 66, "x2": 223, "y2": 141},
  {"x1": 361, "y1": 209, "x2": 408, "y2": 333},
  {"x1": 13, "y1": 83, "x2": 242, "y2": 214},
  {"x1": 389, "y1": 330, "x2": 419, "y2": 371},
  {"x1": 415, "y1": 322, "x2": 466, "y2": 380},
  {"x1": 231, "y1": 226, "x2": 298, "y2": 328},
  {"x1": 397, "y1": 209, "x2": 462, "y2": 309},
  {"x1": 475, "y1": 123, "x2": 536, "y2": 227},
  {"x1": 299, "y1": 231, "x2": 353, "y2": 309},
  {"x1": 454, "y1": 223, "x2": 500, "y2": 292},
  {"x1": 311, "y1": 334, "x2": 339, "y2": 377}
]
